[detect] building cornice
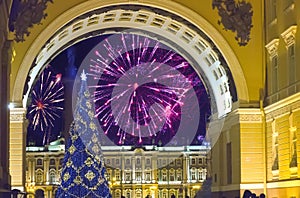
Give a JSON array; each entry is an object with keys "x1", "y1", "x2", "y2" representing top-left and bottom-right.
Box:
[{"x1": 265, "y1": 93, "x2": 300, "y2": 121}]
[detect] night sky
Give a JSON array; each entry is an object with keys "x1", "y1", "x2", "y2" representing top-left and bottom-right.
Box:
[{"x1": 26, "y1": 34, "x2": 210, "y2": 147}]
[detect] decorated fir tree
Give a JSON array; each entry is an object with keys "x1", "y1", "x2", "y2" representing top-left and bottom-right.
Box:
[{"x1": 56, "y1": 71, "x2": 111, "y2": 198}]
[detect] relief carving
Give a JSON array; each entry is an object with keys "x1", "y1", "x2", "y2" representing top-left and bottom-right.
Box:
[
  {"x1": 9, "y1": 0, "x2": 53, "y2": 42},
  {"x1": 212, "y1": 0, "x2": 253, "y2": 46}
]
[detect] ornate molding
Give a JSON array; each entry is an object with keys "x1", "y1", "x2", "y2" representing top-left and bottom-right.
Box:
[
  {"x1": 281, "y1": 25, "x2": 297, "y2": 47},
  {"x1": 265, "y1": 93, "x2": 300, "y2": 121},
  {"x1": 265, "y1": 39, "x2": 279, "y2": 57},
  {"x1": 10, "y1": 108, "x2": 26, "y2": 122},
  {"x1": 9, "y1": 0, "x2": 53, "y2": 42},
  {"x1": 212, "y1": 0, "x2": 253, "y2": 46}
]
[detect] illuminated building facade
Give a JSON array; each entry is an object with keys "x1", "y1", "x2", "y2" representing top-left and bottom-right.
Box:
[
  {"x1": 0, "y1": 0, "x2": 299, "y2": 198},
  {"x1": 25, "y1": 140, "x2": 209, "y2": 198}
]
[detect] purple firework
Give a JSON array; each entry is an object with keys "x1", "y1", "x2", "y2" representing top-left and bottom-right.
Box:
[
  {"x1": 27, "y1": 66, "x2": 64, "y2": 144},
  {"x1": 87, "y1": 33, "x2": 206, "y2": 146}
]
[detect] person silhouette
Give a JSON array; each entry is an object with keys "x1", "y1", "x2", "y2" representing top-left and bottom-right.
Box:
[{"x1": 242, "y1": 190, "x2": 252, "y2": 198}]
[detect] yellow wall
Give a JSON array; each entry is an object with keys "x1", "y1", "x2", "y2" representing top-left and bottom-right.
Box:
[{"x1": 10, "y1": 0, "x2": 264, "y2": 104}]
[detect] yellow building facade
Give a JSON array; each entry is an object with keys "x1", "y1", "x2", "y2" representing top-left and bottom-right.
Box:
[
  {"x1": 25, "y1": 140, "x2": 209, "y2": 198},
  {"x1": 0, "y1": 0, "x2": 298, "y2": 197}
]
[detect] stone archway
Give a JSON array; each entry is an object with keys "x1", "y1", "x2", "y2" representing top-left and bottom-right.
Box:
[{"x1": 10, "y1": 0, "x2": 248, "y2": 191}]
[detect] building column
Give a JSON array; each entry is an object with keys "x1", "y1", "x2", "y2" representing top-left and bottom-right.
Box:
[
  {"x1": 9, "y1": 107, "x2": 27, "y2": 191},
  {"x1": 0, "y1": 5, "x2": 12, "y2": 194}
]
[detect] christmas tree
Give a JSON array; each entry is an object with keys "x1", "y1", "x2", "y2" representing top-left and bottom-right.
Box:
[{"x1": 56, "y1": 70, "x2": 112, "y2": 198}]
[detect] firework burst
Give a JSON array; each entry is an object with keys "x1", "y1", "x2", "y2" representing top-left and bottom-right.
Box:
[
  {"x1": 27, "y1": 66, "x2": 64, "y2": 144},
  {"x1": 85, "y1": 33, "x2": 208, "y2": 146}
]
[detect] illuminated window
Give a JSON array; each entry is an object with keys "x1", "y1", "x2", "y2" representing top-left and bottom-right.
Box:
[
  {"x1": 176, "y1": 169, "x2": 182, "y2": 181},
  {"x1": 272, "y1": 121, "x2": 279, "y2": 171},
  {"x1": 106, "y1": 169, "x2": 111, "y2": 181},
  {"x1": 136, "y1": 171, "x2": 141, "y2": 181},
  {"x1": 162, "y1": 170, "x2": 167, "y2": 181},
  {"x1": 125, "y1": 171, "x2": 131, "y2": 181},
  {"x1": 49, "y1": 169, "x2": 56, "y2": 184},
  {"x1": 191, "y1": 168, "x2": 196, "y2": 180},
  {"x1": 115, "y1": 170, "x2": 120, "y2": 181},
  {"x1": 289, "y1": 114, "x2": 297, "y2": 168},
  {"x1": 145, "y1": 172, "x2": 151, "y2": 181},
  {"x1": 199, "y1": 158, "x2": 203, "y2": 165},
  {"x1": 169, "y1": 169, "x2": 175, "y2": 181},
  {"x1": 36, "y1": 169, "x2": 43, "y2": 183}
]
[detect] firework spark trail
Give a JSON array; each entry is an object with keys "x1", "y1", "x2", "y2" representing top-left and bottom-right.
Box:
[
  {"x1": 27, "y1": 66, "x2": 64, "y2": 145},
  {"x1": 86, "y1": 33, "x2": 205, "y2": 146}
]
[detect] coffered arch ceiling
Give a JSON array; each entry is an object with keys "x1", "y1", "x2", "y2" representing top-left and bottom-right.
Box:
[{"x1": 12, "y1": 0, "x2": 249, "y2": 118}]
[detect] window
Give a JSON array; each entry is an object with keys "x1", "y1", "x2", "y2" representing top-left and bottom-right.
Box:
[
  {"x1": 281, "y1": 26, "x2": 297, "y2": 88},
  {"x1": 145, "y1": 172, "x2": 151, "y2": 181},
  {"x1": 136, "y1": 158, "x2": 141, "y2": 165},
  {"x1": 126, "y1": 159, "x2": 130, "y2": 165},
  {"x1": 198, "y1": 169, "x2": 205, "y2": 181},
  {"x1": 106, "y1": 170, "x2": 111, "y2": 181},
  {"x1": 36, "y1": 169, "x2": 43, "y2": 183},
  {"x1": 176, "y1": 159, "x2": 181, "y2": 166},
  {"x1": 36, "y1": 159, "x2": 43, "y2": 166},
  {"x1": 272, "y1": 121, "x2": 279, "y2": 170},
  {"x1": 50, "y1": 159, "x2": 55, "y2": 166},
  {"x1": 289, "y1": 115, "x2": 297, "y2": 168},
  {"x1": 49, "y1": 169, "x2": 56, "y2": 184},
  {"x1": 227, "y1": 142, "x2": 232, "y2": 184},
  {"x1": 176, "y1": 169, "x2": 182, "y2": 181},
  {"x1": 191, "y1": 169, "x2": 196, "y2": 180},
  {"x1": 191, "y1": 158, "x2": 196, "y2": 165},
  {"x1": 59, "y1": 158, "x2": 64, "y2": 166},
  {"x1": 288, "y1": 44, "x2": 296, "y2": 84},
  {"x1": 270, "y1": 0, "x2": 277, "y2": 21},
  {"x1": 162, "y1": 171, "x2": 167, "y2": 181},
  {"x1": 199, "y1": 158, "x2": 203, "y2": 165},
  {"x1": 136, "y1": 172, "x2": 141, "y2": 181},
  {"x1": 115, "y1": 170, "x2": 120, "y2": 181},
  {"x1": 271, "y1": 55, "x2": 278, "y2": 93},
  {"x1": 116, "y1": 159, "x2": 120, "y2": 165},
  {"x1": 125, "y1": 172, "x2": 131, "y2": 181},
  {"x1": 169, "y1": 170, "x2": 175, "y2": 181},
  {"x1": 146, "y1": 158, "x2": 150, "y2": 165},
  {"x1": 266, "y1": 39, "x2": 279, "y2": 97}
]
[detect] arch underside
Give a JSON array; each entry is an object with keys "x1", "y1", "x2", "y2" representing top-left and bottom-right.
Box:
[{"x1": 22, "y1": 5, "x2": 237, "y2": 119}]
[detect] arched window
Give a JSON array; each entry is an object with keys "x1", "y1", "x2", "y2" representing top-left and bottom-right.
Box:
[
  {"x1": 176, "y1": 169, "x2": 182, "y2": 181},
  {"x1": 35, "y1": 189, "x2": 45, "y2": 198},
  {"x1": 169, "y1": 169, "x2": 175, "y2": 181},
  {"x1": 49, "y1": 169, "x2": 56, "y2": 184},
  {"x1": 36, "y1": 169, "x2": 43, "y2": 184}
]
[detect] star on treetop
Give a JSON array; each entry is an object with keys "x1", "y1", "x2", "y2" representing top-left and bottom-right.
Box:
[{"x1": 80, "y1": 70, "x2": 87, "y2": 81}]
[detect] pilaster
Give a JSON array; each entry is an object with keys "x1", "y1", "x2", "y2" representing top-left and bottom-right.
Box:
[{"x1": 9, "y1": 107, "x2": 27, "y2": 191}]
